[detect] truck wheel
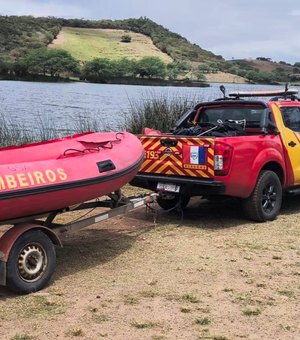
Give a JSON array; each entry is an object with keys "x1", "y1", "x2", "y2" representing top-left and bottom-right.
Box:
[
  {"x1": 6, "y1": 230, "x2": 56, "y2": 294},
  {"x1": 157, "y1": 195, "x2": 190, "y2": 210},
  {"x1": 242, "y1": 170, "x2": 282, "y2": 222}
]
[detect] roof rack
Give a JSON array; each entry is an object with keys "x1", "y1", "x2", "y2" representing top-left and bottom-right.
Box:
[
  {"x1": 228, "y1": 89, "x2": 299, "y2": 99},
  {"x1": 216, "y1": 85, "x2": 299, "y2": 101}
]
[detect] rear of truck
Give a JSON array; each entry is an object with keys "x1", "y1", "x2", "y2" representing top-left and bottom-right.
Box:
[
  {"x1": 132, "y1": 134, "x2": 225, "y2": 196},
  {"x1": 130, "y1": 99, "x2": 287, "y2": 218}
]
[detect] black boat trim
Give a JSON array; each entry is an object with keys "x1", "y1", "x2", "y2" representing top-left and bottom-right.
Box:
[{"x1": 0, "y1": 154, "x2": 144, "y2": 201}]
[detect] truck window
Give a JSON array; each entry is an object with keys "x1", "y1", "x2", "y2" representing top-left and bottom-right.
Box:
[
  {"x1": 281, "y1": 107, "x2": 300, "y2": 132},
  {"x1": 198, "y1": 106, "x2": 265, "y2": 127}
]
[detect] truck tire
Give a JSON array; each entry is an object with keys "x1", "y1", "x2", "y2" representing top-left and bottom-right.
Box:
[
  {"x1": 6, "y1": 230, "x2": 56, "y2": 294},
  {"x1": 242, "y1": 170, "x2": 282, "y2": 222},
  {"x1": 157, "y1": 195, "x2": 190, "y2": 210}
]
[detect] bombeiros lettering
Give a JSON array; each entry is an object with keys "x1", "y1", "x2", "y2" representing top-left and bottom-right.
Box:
[{"x1": 0, "y1": 168, "x2": 68, "y2": 190}]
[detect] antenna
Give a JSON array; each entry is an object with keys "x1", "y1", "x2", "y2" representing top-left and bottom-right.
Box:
[
  {"x1": 284, "y1": 83, "x2": 289, "y2": 99},
  {"x1": 220, "y1": 85, "x2": 226, "y2": 98}
]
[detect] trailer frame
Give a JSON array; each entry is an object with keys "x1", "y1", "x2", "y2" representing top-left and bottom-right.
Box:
[{"x1": 0, "y1": 191, "x2": 156, "y2": 294}]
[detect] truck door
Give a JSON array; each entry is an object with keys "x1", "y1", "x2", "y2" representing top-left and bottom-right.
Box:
[{"x1": 275, "y1": 105, "x2": 300, "y2": 185}]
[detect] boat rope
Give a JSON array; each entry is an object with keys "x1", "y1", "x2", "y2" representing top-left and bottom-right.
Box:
[
  {"x1": 145, "y1": 197, "x2": 184, "y2": 227},
  {"x1": 63, "y1": 147, "x2": 101, "y2": 157},
  {"x1": 63, "y1": 132, "x2": 125, "y2": 157}
]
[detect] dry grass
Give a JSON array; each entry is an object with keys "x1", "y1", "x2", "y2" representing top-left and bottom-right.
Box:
[
  {"x1": 1, "y1": 194, "x2": 300, "y2": 339},
  {"x1": 49, "y1": 27, "x2": 172, "y2": 63}
]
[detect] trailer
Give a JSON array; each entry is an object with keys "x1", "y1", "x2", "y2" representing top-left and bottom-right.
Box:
[{"x1": 0, "y1": 191, "x2": 156, "y2": 294}]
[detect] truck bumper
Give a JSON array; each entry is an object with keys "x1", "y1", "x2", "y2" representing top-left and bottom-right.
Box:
[{"x1": 131, "y1": 173, "x2": 226, "y2": 196}]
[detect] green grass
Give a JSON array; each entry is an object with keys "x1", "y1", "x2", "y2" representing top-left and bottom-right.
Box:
[
  {"x1": 11, "y1": 334, "x2": 33, "y2": 340},
  {"x1": 180, "y1": 307, "x2": 192, "y2": 313},
  {"x1": 181, "y1": 293, "x2": 200, "y2": 304},
  {"x1": 243, "y1": 308, "x2": 261, "y2": 316},
  {"x1": 195, "y1": 317, "x2": 211, "y2": 325},
  {"x1": 67, "y1": 328, "x2": 85, "y2": 337},
  {"x1": 131, "y1": 320, "x2": 158, "y2": 329},
  {"x1": 278, "y1": 289, "x2": 295, "y2": 298},
  {"x1": 123, "y1": 294, "x2": 140, "y2": 305},
  {"x1": 50, "y1": 27, "x2": 172, "y2": 63},
  {"x1": 139, "y1": 290, "x2": 158, "y2": 298},
  {"x1": 0, "y1": 295, "x2": 66, "y2": 321}
]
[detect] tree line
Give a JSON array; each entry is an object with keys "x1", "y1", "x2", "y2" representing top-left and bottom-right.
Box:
[
  {"x1": 0, "y1": 48, "x2": 197, "y2": 82},
  {"x1": 1, "y1": 48, "x2": 298, "y2": 84}
]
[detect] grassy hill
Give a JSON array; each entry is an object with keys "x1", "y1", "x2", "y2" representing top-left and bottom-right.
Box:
[
  {"x1": 0, "y1": 15, "x2": 297, "y2": 84},
  {"x1": 0, "y1": 16, "x2": 222, "y2": 64},
  {"x1": 49, "y1": 27, "x2": 172, "y2": 63},
  {"x1": 245, "y1": 59, "x2": 293, "y2": 73},
  {"x1": 0, "y1": 15, "x2": 60, "y2": 60}
]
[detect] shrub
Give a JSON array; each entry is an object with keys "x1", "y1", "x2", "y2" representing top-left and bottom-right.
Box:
[
  {"x1": 123, "y1": 92, "x2": 200, "y2": 134},
  {"x1": 120, "y1": 34, "x2": 132, "y2": 43}
]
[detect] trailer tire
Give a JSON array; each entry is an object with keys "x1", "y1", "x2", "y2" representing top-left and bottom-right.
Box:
[
  {"x1": 242, "y1": 170, "x2": 282, "y2": 222},
  {"x1": 6, "y1": 230, "x2": 56, "y2": 294}
]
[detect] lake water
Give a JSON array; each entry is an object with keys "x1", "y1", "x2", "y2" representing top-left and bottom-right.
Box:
[{"x1": 1, "y1": 80, "x2": 299, "y2": 132}]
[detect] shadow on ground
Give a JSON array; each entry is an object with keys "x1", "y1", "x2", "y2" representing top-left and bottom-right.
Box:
[
  {"x1": 280, "y1": 195, "x2": 300, "y2": 215},
  {"x1": 0, "y1": 217, "x2": 155, "y2": 298},
  {"x1": 129, "y1": 197, "x2": 252, "y2": 230}
]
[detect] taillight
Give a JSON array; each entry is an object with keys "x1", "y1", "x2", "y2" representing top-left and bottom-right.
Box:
[{"x1": 214, "y1": 142, "x2": 233, "y2": 176}]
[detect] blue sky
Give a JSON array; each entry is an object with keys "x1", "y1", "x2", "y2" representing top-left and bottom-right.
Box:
[{"x1": 1, "y1": 0, "x2": 300, "y2": 64}]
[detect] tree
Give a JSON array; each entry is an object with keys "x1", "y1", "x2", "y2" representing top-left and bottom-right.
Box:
[
  {"x1": 82, "y1": 58, "x2": 116, "y2": 82},
  {"x1": 135, "y1": 57, "x2": 166, "y2": 78},
  {"x1": 195, "y1": 71, "x2": 206, "y2": 81},
  {"x1": 23, "y1": 48, "x2": 49, "y2": 75},
  {"x1": 197, "y1": 63, "x2": 211, "y2": 74},
  {"x1": 167, "y1": 60, "x2": 190, "y2": 80},
  {"x1": 45, "y1": 49, "x2": 80, "y2": 77},
  {"x1": 207, "y1": 61, "x2": 220, "y2": 73},
  {"x1": 13, "y1": 60, "x2": 28, "y2": 76},
  {"x1": 23, "y1": 48, "x2": 80, "y2": 77},
  {"x1": 113, "y1": 58, "x2": 137, "y2": 77},
  {"x1": 0, "y1": 57, "x2": 12, "y2": 75}
]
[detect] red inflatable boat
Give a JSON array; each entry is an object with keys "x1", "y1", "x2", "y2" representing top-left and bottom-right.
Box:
[{"x1": 0, "y1": 131, "x2": 143, "y2": 222}]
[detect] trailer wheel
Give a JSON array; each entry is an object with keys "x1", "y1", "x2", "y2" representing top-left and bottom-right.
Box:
[
  {"x1": 6, "y1": 230, "x2": 56, "y2": 294},
  {"x1": 242, "y1": 170, "x2": 282, "y2": 222},
  {"x1": 157, "y1": 195, "x2": 190, "y2": 210}
]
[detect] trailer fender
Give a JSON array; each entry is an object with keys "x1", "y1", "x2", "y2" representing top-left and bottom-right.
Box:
[{"x1": 0, "y1": 223, "x2": 62, "y2": 263}]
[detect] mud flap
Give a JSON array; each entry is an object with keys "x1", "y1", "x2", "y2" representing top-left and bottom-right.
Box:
[{"x1": 0, "y1": 260, "x2": 6, "y2": 286}]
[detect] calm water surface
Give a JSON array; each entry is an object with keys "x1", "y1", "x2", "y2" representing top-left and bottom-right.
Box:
[{"x1": 1, "y1": 80, "x2": 298, "y2": 132}]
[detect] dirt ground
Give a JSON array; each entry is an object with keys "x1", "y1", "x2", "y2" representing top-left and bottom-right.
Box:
[{"x1": 0, "y1": 193, "x2": 300, "y2": 340}]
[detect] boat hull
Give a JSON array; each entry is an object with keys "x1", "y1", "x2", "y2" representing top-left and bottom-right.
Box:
[{"x1": 0, "y1": 132, "x2": 143, "y2": 222}]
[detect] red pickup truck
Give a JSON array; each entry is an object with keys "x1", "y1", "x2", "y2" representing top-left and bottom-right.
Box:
[{"x1": 131, "y1": 87, "x2": 300, "y2": 222}]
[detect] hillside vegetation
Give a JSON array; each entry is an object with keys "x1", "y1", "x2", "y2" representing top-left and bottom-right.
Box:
[
  {"x1": 0, "y1": 15, "x2": 60, "y2": 60},
  {"x1": 0, "y1": 16, "x2": 221, "y2": 64},
  {"x1": 49, "y1": 27, "x2": 172, "y2": 63},
  {"x1": 0, "y1": 15, "x2": 299, "y2": 84}
]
